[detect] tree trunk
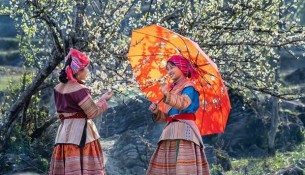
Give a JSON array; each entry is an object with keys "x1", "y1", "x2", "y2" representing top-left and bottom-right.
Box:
[
  {"x1": 0, "y1": 0, "x2": 88, "y2": 152},
  {"x1": 267, "y1": 0, "x2": 283, "y2": 155},
  {"x1": 73, "y1": 0, "x2": 88, "y2": 49},
  {"x1": 268, "y1": 96, "x2": 279, "y2": 155},
  {"x1": 30, "y1": 117, "x2": 58, "y2": 139},
  {"x1": 0, "y1": 51, "x2": 64, "y2": 151}
]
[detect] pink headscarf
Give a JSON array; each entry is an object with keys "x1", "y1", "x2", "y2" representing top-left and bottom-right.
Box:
[
  {"x1": 65, "y1": 48, "x2": 90, "y2": 82},
  {"x1": 167, "y1": 55, "x2": 199, "y2": 79}
]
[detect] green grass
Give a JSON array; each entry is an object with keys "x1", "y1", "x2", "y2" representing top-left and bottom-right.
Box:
[
  {"x1": 218, "y1": 143, "x2": 305, "y2": 175},
  {"x1": 0, "y1": 37, "x2": 19, "y2": 50},
  {"x1": 0, "y1": 66, "x2": 26, "y2": 91},
  {"x1": 0, "y1": 37, "x2": 18, "y2": 42},
  {"x1": 0, "y1": 50, "x2": 19, "y2": 56},
  {"x1": 0, "y1": 74, "x2": 21, "y2": 91}
]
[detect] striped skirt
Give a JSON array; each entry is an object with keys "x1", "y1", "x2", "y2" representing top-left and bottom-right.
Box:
[
  {"x1": 49, "y1": 140, "x2": 105, "y2": 175},
  {"x1": 147, "y1": 139, "x2": 210, "y2": 175}
]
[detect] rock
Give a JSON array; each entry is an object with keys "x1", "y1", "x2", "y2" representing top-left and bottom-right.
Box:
[
  {"x1": 99, "y1": 96, "x2": 218, "y2": 175},
  {"x1": 0, "y1": 91, "x2": 4, "y2": 104},
  {"x1": 283, "y1": 67, "x2": 305, "y2": 85},
  {"x1": 205, "y1": 90, "x2": 268, "y2": 157},
  {"x1": 215, "y1": 149, "x2": 232, "y2": 171},
  {"x1": 298, "y1": 113, "x2": 305, "y2": 126},
  {"x1": 298, "y1": 158, "x2": 305, "y2": 169},
  {"x1": 246, "y1": 144, "x2": 268, "y2": 158},
  {"x1": 204, "y1": 144, "x2": 217, "y2": 165},
  {"x1": 98, "y1": 96, "x2": 165, "y2": 141},
  {"x1": 104, "y1": 130, "x2": 156, "y2": 175},
  {"x1": 0, "y1": 153, "x2": 46, "y2": 175},
  {"x1": 203, "y1": 90, "x2": 304, "y2": 157},
  {"x1": 276, "y1": 122, "x2": 304, "y2": 151}
]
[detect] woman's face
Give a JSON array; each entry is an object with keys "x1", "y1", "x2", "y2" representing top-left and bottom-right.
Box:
[
  {"x1": 166, "y1": 62, "x2": 185, "y2": 81},
  {"x1": 76, "y1": 65, "x2": 89, "y2": 81}
]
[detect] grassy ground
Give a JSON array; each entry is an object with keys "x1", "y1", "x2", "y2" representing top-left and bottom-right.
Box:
[
  {"x1": 211, "y1": 142, "x2": 305, "y2": 175},
  {"x1": 0, "y1": 37, "x2": 18, "y2": 41},
  {"x1": 0, "y1": 50, "x2": 19, "y2": 56},
  {"x1": 0, "y1": 66, "x2": 24, "y2": 91},
  {"x1": 0, "y1": 75, "x2": 21, "y2": 91},
  {"x1": 0, "y1": 37, "x2": 20, "y2": 66},
  {"x1": 0, "y1": 37, "x2": 19, "y2": 51}
]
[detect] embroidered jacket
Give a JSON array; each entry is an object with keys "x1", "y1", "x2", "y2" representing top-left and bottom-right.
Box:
[
  {"x1": 153, "y1": 78, "x2": 204, "y2": 147},
  {"x1": 53, "y1": 81, "x2": 107, "y2": 146}
]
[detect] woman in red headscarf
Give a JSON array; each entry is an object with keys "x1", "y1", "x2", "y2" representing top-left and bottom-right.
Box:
[
  {"x1": 49, "y1": 48, "x2": 112, "y2": 175},
  {"x1": 147, "y1": 55, "x2": 210, "y2": 175}
]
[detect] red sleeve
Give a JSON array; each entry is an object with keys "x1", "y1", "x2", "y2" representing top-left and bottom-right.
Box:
[{"x1": 71, "y1": 88, "x2": 91, "y2": 105}]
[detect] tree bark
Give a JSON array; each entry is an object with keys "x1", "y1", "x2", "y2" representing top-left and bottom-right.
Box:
[
  {"x1": 0, "y1": 51, "x2": 63, "y2": 151},
  {"x1": 73, "y1": 0, "x2": 88, "y2": 49},
  {"x1": 267, "y1": 0, "x2": 283, "y2": 155},
  {"x1": 30, "y1": 117, "x2": 58, "y2": 139},
  {"x1": 0, "y1": 0, "x2": 89, "y2": 151},
  {"x1": 268, "y1": 96, "x2": 279, "y2": 155}
]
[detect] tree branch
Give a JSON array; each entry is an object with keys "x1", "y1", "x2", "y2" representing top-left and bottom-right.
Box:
[
  {"x1": 30, "y1": 117, "x2": 58, "y2": 139},
  {"x1": 200, "y1": 38, "x2": 305, "y2": 47},
  {"x1": 231, "y1": 79, "x2": 305, "y2": 101},
  {"x1": 0, "y1": 1, "x2": 65, "y2": 151}
]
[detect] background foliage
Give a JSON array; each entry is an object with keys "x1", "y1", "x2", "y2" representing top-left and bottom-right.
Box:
[{"x1": 0, "y1": 0, "x2": 305, "y2": 174}]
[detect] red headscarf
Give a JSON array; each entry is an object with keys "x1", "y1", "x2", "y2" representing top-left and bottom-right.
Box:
[
  {"x1": 65, "y1": 48, "x2": 90, "y2": 82},
  {"x1": 167, "y1": 55, "x2": 199, "y2": 79}
]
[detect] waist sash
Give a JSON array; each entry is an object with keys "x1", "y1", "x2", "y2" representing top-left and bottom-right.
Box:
[{"x1": 167, "y1": 113, "x2": 195, "y2": 123}]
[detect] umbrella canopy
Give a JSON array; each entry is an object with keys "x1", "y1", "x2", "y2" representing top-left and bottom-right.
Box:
[{"x1": 128, "y1": 24, "x2": 231, "y2": 135}]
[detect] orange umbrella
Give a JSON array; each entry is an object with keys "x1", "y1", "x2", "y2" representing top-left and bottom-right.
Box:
[{"x1": 127, "y1": 24, "x2": 231, "y2": 135}]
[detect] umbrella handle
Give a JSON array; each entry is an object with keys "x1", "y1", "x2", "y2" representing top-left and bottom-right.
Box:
[
  {"x1": 157, "y1": 98, "x2": 163, "y2": 104},
  {"x1": 157, "y1": 86, "x2": 174, "y2": 104}
]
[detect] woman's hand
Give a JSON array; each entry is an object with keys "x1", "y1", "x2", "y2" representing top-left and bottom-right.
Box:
[
  {"x1": 149, "y1": 103, "x2": 159, "y2": 114},
  {"x1": 101, "y1": 91, "x2": 113, "y2": 101}
]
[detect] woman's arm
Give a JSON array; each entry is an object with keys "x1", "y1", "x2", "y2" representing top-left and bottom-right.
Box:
[
  {"x1": 163, "y1": 86, "x2": 196, "y2": 110},
  {"x1": 78, "y1": 95, "x2": 107, "y2": 119},
  {"x1": 152, "y1": 110, "x2": 168, "y2": 122},
  {"x1": 73, "y1": 88, "x2": 108, "y2": 119}
]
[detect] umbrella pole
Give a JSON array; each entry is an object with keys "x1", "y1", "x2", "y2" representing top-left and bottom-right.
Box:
[{"x1": 157, "y1": 86, "x2": 174, "y2": 104}]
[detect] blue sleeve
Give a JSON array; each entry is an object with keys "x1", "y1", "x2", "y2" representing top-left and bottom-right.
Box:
[
  {"x1": 181, "y1": 86, "x2": 200, "y2": 112},
  {"x1": 168, "y1": 86, "x2": 200, "y2": 115},
  {"x1": 182, "y1": 86, "x2": 198, "y2": 99}
]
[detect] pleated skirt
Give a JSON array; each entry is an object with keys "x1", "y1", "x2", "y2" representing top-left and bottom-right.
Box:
[
  {"x1": 147, "y1": 139, "x2": 210, "y2": 175},
  {"x1": 49, "y1": 140, "x2": 105, "y2": 175}
]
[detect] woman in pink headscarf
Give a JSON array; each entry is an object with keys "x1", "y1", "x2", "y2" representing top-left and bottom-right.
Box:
[
  {"x1": 49, "y1": 48, "x2": 112, "y2": 175},
  {"x1": 147, "y1": 55, "x2": 210, "y2": 175}
]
